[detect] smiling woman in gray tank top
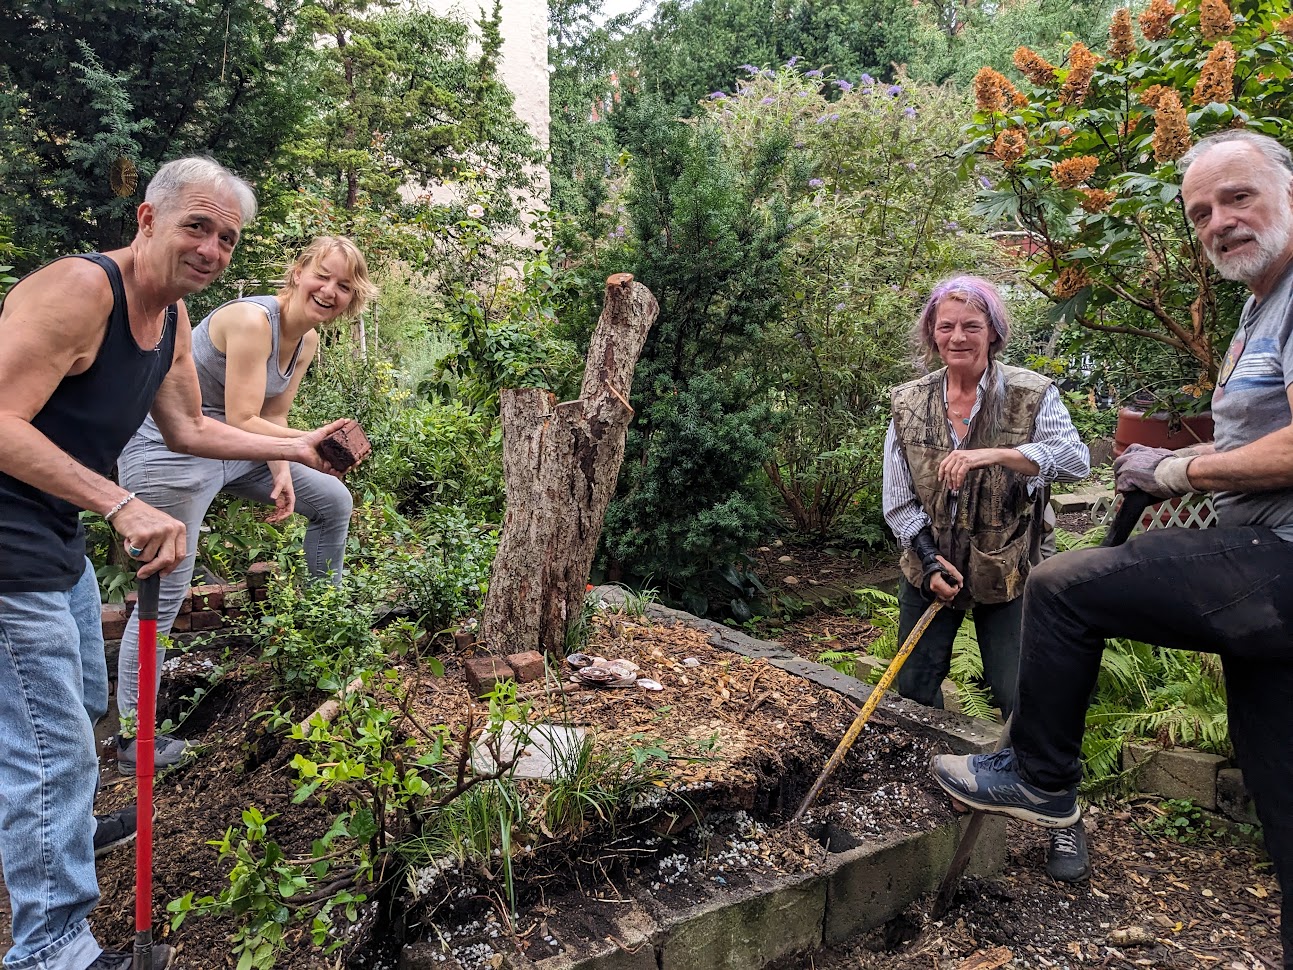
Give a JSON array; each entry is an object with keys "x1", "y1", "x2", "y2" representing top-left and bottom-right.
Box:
[{"x1": 114, "y1": 236, "x2": 377, "y2": 770}]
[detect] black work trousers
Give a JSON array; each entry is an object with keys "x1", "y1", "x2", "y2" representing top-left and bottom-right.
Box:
[
  {"x1": 895, "y1": 579, "x2": 1021, "y2": 718},
  {"x1": 1012, "y1": 525, "x2": 1293, "y2": 967}
]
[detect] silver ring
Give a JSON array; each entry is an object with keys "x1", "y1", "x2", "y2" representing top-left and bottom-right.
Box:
[{"x1": 127, "y1": 545, "x2": 144, "y2": 557}]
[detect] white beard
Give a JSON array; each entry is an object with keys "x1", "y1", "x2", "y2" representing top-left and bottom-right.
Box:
[{"x1": 1207, "y1": 204, "x2": 1293, "y2": 284}]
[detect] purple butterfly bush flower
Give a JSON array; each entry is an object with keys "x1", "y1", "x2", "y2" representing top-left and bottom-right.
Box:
[
  {"x1": 888, "y1": 84, "x2": 902, "y2": 97},
  {"x1": 709, "y1": 91, "x2": 727, "y2": 100},
  {"x1": 859, "y1": 73, "x2": 874, "y2": 85},
  {"x1": 760, "y1": 96, "x2": 775, "y2": 104},
  {"x1": 786, "y1": 55, "x2": 799, "y2": 67},
  {"x1": 979, "y1": 175, "x2": 994, "y2": 189},
  {"x1": 739, "y1": 64, "x2": 758, "y2": 74},
  {"x1": 805, "y1": 69, "x2": 823, "y2": 78},
  {"x1": 903, "y1": 106, "x2": 917, "y2": 119},
  {"x1": 834, "y1": 79, "x2": 853, "y2": 92},
  {"x1": 830, "y1": 113, "x2": 839, "y2": 121},
  {"x1": 808, "y1": 178, "x2": 825, "y2": 187}
]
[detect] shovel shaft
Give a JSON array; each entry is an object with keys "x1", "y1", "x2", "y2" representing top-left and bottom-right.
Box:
[
  {"x1": 134, "y1": 573, "x2": 160, "y2": 958},
  {"x1": 791, "y1": 599, "x2": 943, "y2": 823}
]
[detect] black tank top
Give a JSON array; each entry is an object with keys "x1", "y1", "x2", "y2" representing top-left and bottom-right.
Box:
[{"x1": 0, "y1": 253, "x2": 177, "y2": 592}]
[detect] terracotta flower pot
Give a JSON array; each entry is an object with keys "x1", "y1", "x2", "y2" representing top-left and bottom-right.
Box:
[{"x1": 1112, "y1": 407, "x2": 1214, "y2": 458}]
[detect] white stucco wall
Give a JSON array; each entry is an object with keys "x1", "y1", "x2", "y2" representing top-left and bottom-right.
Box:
[{"x1": 421, "y1": 0, "x2": 549, "y2": 150}]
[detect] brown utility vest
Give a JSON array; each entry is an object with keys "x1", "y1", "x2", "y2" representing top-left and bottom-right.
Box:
[{"x1": 891, "y1": 363, "x2": 1051, "y2": 608}]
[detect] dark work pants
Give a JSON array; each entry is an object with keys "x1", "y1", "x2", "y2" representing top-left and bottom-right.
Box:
[
  {"x1": 895, "y1": 579, "x2": 1021, "y2": 719},
  {"x1": 1012, "y1": 525, "x2": 1293, "y2": 967}
]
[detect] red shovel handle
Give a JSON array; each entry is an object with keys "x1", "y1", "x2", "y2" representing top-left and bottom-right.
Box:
[{"x1": 134, "y1": 573, "x2": 160, "y2": 966}]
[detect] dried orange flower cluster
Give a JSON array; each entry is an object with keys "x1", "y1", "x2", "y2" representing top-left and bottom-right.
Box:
[
  {"x1": 1054, "y1": 265, "x2": 1091, "y2": 298},
  {"x1": 1013, "y1": 47, "x2": 1057, "y2": 87},
  {"x1": 1150, "y1": 87, "x2": 1192, "y2": 161},
  {"x1": 1193, "y1": 41, "x2": 1236, "y2": 105},
  {"x1": 973, "y1": 67, "x2": 1027, "y2": 112},
  {"x1": 1109, "y1": 8, "x2": 1136, "y2": 60},
  {"x1": 1277, "y1": 14, "x2": 1293, "y2": 39},
  {"x1": 1053, "y1": 155, "x2": 1099, "y2": 188},
  {"x1": 992, "y1": 128, "x2": 1028, "y2": 165},
  {"x1": 1080, "y1": 188, "x2": 1117, "y2": 213},
  {"x1": 1199, "y1": 0, "x2": 1234, "y2": 39},
  {"x1": 1059, "y1": 43, "x2": 1098, "y2": 106},
  {"x1": 1139, "y1": 0, "x2": 1177, "y2": 40}
]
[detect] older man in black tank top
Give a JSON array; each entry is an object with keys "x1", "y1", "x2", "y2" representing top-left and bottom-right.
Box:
[{"x1": 0, "y1": 158, "x2": 350, "y2": 970}]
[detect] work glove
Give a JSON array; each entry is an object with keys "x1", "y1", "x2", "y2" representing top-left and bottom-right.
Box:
[
  {"x1": 911, "y1": 528, "x2": 961, "y2": 598},
  {"x1": 1112, "y1": 443, "x2": 1199, "y2": 499}
]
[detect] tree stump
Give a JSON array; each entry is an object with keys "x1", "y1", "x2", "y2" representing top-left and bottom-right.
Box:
[{"x1": 480, "y1": 274, "x2": 658, "y2": 656}]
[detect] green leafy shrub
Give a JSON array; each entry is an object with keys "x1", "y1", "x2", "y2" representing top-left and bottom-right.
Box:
[
  {"x1": 963, "y1": 0, "x2": 1293, "y2": 396},
  {"x1": 709, "y1": 65, "x2": 1000, "y2": 540}
]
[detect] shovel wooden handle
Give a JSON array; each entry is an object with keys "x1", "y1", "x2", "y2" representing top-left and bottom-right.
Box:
[{"x1": 791, "y1": 598, "x2": 944, "y2": 823}]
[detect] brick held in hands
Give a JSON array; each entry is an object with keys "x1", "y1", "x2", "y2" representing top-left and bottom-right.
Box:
[{"x1": 316, "y1": 420, "x2": 372, "y2": 472}]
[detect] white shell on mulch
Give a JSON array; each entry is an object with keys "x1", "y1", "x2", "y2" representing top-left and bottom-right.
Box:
[
  {"x1": 565, "y1": 653, "x2": 595, "y2": 668},
  {"x1": 682, "y1": 657, "x2": 701, "y2": 667},
  {"x1": 636, "y1": 678, "x2": 663, "y2": 691}
]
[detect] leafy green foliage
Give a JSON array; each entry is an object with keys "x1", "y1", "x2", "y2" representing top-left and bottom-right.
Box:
[
  {"x1": 624, "y1": 0, "x2": 919, "y2": 113},
  {"x1": 294, "y1": 0, "x2": 539, "y2": 214},
  {"x1": 254, "y1": 562, "x2": 386, "y2": 696},
  {"x1": 0, "y1": 0, "x2": 315, "y2": 262},
  {"x1": 601, "y1": 95, "x2": 791, "y2": 604},
  {"x1": 709, "y1": 66, "x2": 997, "y2": 539},
  {"x1": 964, "y1": 0, "x2": 1293, "y2": 394}
]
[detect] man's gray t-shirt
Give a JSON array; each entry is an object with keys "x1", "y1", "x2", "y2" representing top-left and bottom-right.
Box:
[{"x1": 1211, "y1": 261, "x2": 1293, "y2": 539}]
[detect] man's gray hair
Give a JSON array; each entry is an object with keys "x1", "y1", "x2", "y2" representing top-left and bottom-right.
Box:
[
  {"x1": 144, "y1": 156, "x2": 258, "y2": 226},
  {"x1": 1179, "y1": 130, "x2": 1293, "y2": 187}
]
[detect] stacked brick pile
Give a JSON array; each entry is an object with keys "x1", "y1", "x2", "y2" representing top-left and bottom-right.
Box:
[{"x1": 100, "y1": 561, "x2": 276, "y2": 641}]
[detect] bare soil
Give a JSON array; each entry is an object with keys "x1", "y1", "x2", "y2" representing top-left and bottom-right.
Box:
[{"x1": 1, "y1": 534, "x2": 1284, "y2": 970}]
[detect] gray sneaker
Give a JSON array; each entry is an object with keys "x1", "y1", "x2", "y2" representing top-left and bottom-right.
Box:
[
  {"x1": 117, "y1": 734, "x2": 193, "y2": 776},
  {"x1": 1046, "y1": 818, "x2": 1091, "y2": 883}
]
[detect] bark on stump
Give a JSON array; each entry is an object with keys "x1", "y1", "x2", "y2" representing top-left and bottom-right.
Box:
[{"x1": 480, "y1": 274, "x2": 658, "y2": 656}]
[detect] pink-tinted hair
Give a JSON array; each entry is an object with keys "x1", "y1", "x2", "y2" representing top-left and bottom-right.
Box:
[{"x1": 913, "y1": 275, "x2": 1012, "y2": 369}]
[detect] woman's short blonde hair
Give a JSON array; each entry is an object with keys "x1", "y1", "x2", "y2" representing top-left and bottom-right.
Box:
[{"x1": 283, "y1": 235, "x2": 378, "y2": 319}]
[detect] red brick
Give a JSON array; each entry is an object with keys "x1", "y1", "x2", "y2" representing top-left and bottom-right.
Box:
[
  {"x1": 223, "y1": 608, "x2": 243, "y2": 625},
  {"x1": 316, "y1": 419, "x2": 372, "y2": 472},
  {"x1": 453, "y1": 631, "x2": 475, "y2": 651},
  {"x1": 101, "y1": 604, "x2": 129, "y2": 641},
  {"x1": 191, "y1": 583, "x2": 224, "y2": 612},
  {"x1": 505, "y1": 651, "x2": 546, "y2": 684},
  {"x1": 247, "y1": 562, "x2": 276, "y2": 590},
  {"x1": 177, "y1": 590, "x2": 192, "y2": 615},
  {"x1": 250, "y1": 586, "x2": 269, "y2": 602},
  {"x1": 463, "y1": 656, "x2": 515, "y2": 697},
  {"x1": 170, "y1": 614, "x2": 191, "y2": 632},
  {"x1": 189, "y1": 610, "x2": 223, "y2": 631}
]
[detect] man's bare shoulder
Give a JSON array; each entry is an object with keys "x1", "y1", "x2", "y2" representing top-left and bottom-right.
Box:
[{"x1": 1, "y1": 257, "x2": 115, "y2": 336}]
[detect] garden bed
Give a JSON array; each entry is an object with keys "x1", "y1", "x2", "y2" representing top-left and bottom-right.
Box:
[{"x1": 70, "y1": 603, "x2": 995, "y2": 970}]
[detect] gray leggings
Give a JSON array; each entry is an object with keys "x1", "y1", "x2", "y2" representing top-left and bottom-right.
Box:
[{"x1": 114, "y1": 434, "x2": 352, "y2": 721}]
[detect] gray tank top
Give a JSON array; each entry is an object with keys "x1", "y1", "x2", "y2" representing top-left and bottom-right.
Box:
[{"x1": 134, "y1": 295, "x2": 304, "y2": 441}]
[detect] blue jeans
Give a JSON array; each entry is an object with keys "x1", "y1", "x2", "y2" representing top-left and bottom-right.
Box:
[
  {"x1": 0, "y1": 559, "x2": 109, "y2": 969},
  {"x1": 114, "y1": 437, "x2": 352, "y2": 721}
]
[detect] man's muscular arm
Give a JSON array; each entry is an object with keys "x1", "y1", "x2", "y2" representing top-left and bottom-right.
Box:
[
  {"x1": 0, "y1": 260, "x2": 192, "y2": 575},
  {"x1": 0, "y1": 260, "x2": 131, "y2": 515},
  {"x1": 1184, "y1": 402, "x2": 1293, "y2": 492}
]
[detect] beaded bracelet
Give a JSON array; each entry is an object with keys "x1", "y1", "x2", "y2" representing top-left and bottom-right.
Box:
[{"x1": 103, "y1": 491, "x2": 136, "y2": 523}]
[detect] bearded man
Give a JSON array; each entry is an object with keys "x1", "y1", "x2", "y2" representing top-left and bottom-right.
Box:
[{"x1": 930, "y1": 129, "x2": 1293, "y2": 968}]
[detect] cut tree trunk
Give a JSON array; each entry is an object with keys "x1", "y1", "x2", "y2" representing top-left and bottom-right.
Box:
[{"x1": 480, "y1": 274, "x2": 658, "y2": 657}]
